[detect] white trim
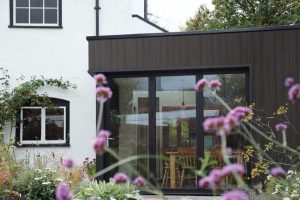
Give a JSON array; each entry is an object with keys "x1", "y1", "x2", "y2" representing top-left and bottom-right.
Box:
[
  {"x1": 20, "y1": 106, "x2": 66, "y2": 145},
  {"x1": 14, "y1": 0, "x2": 59, "y2": 26}
]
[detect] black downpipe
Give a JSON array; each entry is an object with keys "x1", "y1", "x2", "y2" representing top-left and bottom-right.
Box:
[
  {"x1": 144, "y1": 0, "x2": 148, "y2": 20},
  {"x1": 95, "y1": 0, "x2": 100, "y2": 36}
]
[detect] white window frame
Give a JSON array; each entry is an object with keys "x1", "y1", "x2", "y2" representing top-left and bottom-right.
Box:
[
  {"x1": 20, "y1": 106, "x2": 66, "y2": 145},
  {"x1": 14, "y1": 0, "x2": 59, "y2": 27}
]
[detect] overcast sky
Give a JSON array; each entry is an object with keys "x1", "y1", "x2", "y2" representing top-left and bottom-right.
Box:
[{"x1": 148, "y1": 0, "x2": 213, "y2": 32}]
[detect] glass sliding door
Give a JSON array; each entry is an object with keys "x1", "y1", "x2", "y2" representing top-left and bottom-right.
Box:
[
  {"x1": 109, "y1": 77, "x2": 149, "y2": 179},
  {"x1": 155, "y1": 76, "x2": 197, "y2": 189},
  {"x1": 105, "y1": 71, "x2": 248, "y2": 193},
  {"x1": 203, "y1": 73, "x2": 246, "y2": 187}
]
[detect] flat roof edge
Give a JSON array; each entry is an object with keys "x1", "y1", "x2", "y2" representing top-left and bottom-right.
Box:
[{"x1": 86, "y1": 24, "x2": 300, "y2": 41}]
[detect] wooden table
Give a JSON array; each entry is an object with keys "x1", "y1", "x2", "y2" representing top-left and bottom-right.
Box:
[{"x1": 165, "y1": 152, "x2": 179, "y2": 188}]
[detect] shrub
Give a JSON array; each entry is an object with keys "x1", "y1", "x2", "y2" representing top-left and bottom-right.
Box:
[
  {"x1": 75, "y1": 181, "x2": 143, "y2": 200},
  {"x1": 26, "y1": 168, "x2": 57, "y2": 200}
]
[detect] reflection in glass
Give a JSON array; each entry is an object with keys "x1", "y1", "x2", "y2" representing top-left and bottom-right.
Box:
[
  {"x1": 204, "y1": 74, "x2": 246, "y2": 187},
  {"x1": 22, "y1": 109, "x2": 41, "y2": 140},
  {"x1": 110, "y1": 78, "x2": 149, "y2": 179},
  {"x1": 45, "y1": 108, "x2": 64, "y2": 140},
  {"x1": 16, "y1": 8, "x2": 29, "y2": 23},
  {"x1": 45, "y1": 0, "x2": 57, "y2": 7},
  {"x1": 156, "y1": 76, "x2": 197, "y2": 189},
  {"x1": 16, "y1": 0, "x2": 29, "y2": 7},
  {"x1": 30, "y1": 0, "x2": 43, "y2": 7},
  {"x1": 30, "y1": 9, "x2": 43, "y2": 23},
  {"x1": 45, "y1": 9, "x2": 57, "y2": 24}
]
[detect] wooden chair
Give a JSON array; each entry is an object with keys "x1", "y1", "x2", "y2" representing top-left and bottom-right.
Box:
[
  {"x1": 210, "y1": 145, "x2": 225, "y2": 167},
  {"x1": 178, "y1": 148, "x2": 197, "y2": 188}
]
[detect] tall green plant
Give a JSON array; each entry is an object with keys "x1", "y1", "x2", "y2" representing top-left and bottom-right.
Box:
[{"x1": 0, "y1": 68, "x2": 76, "y2": 133}]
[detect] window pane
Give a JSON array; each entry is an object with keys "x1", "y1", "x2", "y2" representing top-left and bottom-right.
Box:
[
  {"x1": 45, "y1": 108, "x2": 65, "y2": 141},
  {"x1": 45, "y1": 9, "x2": 57, "y2": 24},
  {"x1": 30, "y1": 9, "x2": 43, "y2": 23},
  {"x1": 109, "y1": 78, "x2": 149, "y2": 179},
  {"x1": 16, "y1": 8, "x2": 29, "y2": 23},
  {"x1": 30, "y1": 0, "x2": 43, "y2": 7},
  {"x1": 22, "y1": 109, "x2": 41, "y2": 141},
  {"x1": 16, "y1": 0, "x2": 29, "y2": 7},
  {"x1": 203, "y1": 73, "x2": 246, "y2": 188},
  {"x1": 156, "y1": 75, "x2": 197, "y2": 189},
  {"x1": 45, "y1": 0, "x2": 57, "y2": 7}
]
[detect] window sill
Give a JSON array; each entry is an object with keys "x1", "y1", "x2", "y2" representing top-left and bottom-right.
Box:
[
  {"x1": 16, "y1": 143, "x2": 70, "y2": 148},
  {"x1": 8, "y1": 25, "x2": 63, "y2": 29}
]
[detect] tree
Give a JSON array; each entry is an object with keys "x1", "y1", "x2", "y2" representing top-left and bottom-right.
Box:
[{"x1": 185, "y1": 0, "x2": 300, "y2": 31}]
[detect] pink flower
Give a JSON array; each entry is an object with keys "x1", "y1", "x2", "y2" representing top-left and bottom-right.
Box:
[
  {"x1": 97, "y1": 130, "x2": 111, "y2": 139},
  {"x1": 208, "y1": 80, "x2": 221, "y2": 90},
  {"x1": 62, "y1": 157, "x2": 74, "y2": 169},
  {"x1": 285, "y1": 77, "x2": 294, "y2": 87},
  {"x1": 112, "y1": 172, "x2": 129, "y2": 184},
  {"x1": 228, "y1": 106, "x2": 252, "y2": 120},
  {"x1": 133, "y1": 176, "x2": 147, "y2": 187},
  {"x1": 270, "y1": 167, "x2": 286, "y2": 177},
  {"x1": 195, "y1": 78, "x2": 208, "y2": 91},
  {"x1": 56, "y1": 182, "x2": 72, "y2": 200},
  {"x1": 203, "y1": 116, "x2": 226, "y2": 134},
  {"x1": 89, "y1": 197, "x2": 99, "y2": 200},
  {"x1": 221, "y1": 190, "x2": 248, "y2": 200},
  {"x1": 199, "y1": 168, "x2": 224, "y2": 188},
  {"x1": 198, "y1": 176, "x2": 214, "y2": 188},
  {"x1": 226, "y1": 147, "x2": 232, "y2": 156},
  {"x1": 222, "y1": 164, "x2": 245, "y2": 176},
  {"x1": 288, "y1": 84, "x2": 300, "y2": 103},
  {"x1": 203, "y1": 106, "x2": 252, "y2": 135},
  {"x1": 94, "y1": 73, "x2": 107, "y2": 85},
  {"x1": 92, "y1": 137, "x2": 107, "y2": 154},
  {"x1": 96, "y1": 86, "x2": 112, "y2": 103},
  {"x1": 275, "y1": 123, "x2": 287, "y2": 132}
]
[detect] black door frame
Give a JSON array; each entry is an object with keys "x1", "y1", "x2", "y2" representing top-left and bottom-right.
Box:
[{"x1": 97, "y1": 66, "x2": 250, "y2": 195}]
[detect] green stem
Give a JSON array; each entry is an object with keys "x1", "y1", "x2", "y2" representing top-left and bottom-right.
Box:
[
  {"x1": 220, "y1": 134, "x2": 248, "y2": 190},
  {"x1": 96, "y1": 102, "x2": 104, "y2": 132}
]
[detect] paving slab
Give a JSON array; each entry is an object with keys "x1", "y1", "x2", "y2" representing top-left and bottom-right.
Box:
[{"x1": 142, "y1": 196, "x2": 220, "y2": 200}]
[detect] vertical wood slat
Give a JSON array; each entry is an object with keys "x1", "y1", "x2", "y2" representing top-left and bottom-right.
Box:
[
  {"x1": 88, "y1": 28, "x2": 300, "y2": 156},
  {"x1": 289, "y1": 30, "x2": 298, "y2": 148}
]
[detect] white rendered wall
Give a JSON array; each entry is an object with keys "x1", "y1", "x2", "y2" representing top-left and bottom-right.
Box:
[
  {"x1": 99, "y1": 0, "x2": 163, "y2": 35},
  {"x1": 0, "y1": 0, "x2": 163, "y2": 165}
]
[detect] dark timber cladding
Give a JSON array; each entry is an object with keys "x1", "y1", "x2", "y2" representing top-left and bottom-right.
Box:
[{"x1": 87, "y1": 25, "x2": 300, "y2": 147}]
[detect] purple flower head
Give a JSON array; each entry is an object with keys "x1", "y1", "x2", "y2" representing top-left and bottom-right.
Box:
[
  {"x1": 94, "y1": 73, "x2": 107, "y2": 85},
  {"x1": 97, "y1": 130, "x2": 111, "y2": 139},
  {"x1": 89, "y1": 197, "x2": 99, "y2": 200},
  {"x1": 96, "y1": 86, "x2": 112, "y2": 103},
  {"x1": 229, "y1": 106, "x2": 252, "y2": 120},
  {"x1": 112, "y1": 172, "x2": 129, "y2": 184},
  {"x1": 288, "y1": 83, "x2": 300, "y2": 104},
  {"x1": 203, "y1": 116, "x2": 226, "y2": 133},
  {"x1": 226, "y1": 147, "x2": 232, "y2": 156},
  {"x1": 199, "y1": 168, "x2": 224, "y2": 189},
  {"x1": 55, "y1": 182, "x2": 72, "y2": 200},
  {"x1": 62, "y1": 157, "x2": 74, "y2": 169},
  {"x1": 133, "y1": 176, "x2": 147, "y2": 187},
  {"x1": 198, "y1": 176, "x2": 214, "y2": 188},
  {"x1": 285, "y1": 77, "x2": 294, "y2": 87},
  {"x1": 221, "y1": 190, "x2": 248, "y2": 200},
  {"x1": 222, "y1": 164, "x2": 245, "y2": 176},
  {"x1": 275, "y1": 123, "x2": 287, "y2": 132},
  {"x1": 209, "y1": 168, "x2": 224, "y2": 183},
  {"x1": 208, "y1": 80, "x2": 221, "y2": 90},
  {"x1": 270, "y1": 167, "x2": 286, "y2": 177},
  {"x1": 92, "y1": 137, "x2": 107, "y2": 154},
  {"x1": 195, "y1": 78, "x2": 208, "y2": 91}
]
